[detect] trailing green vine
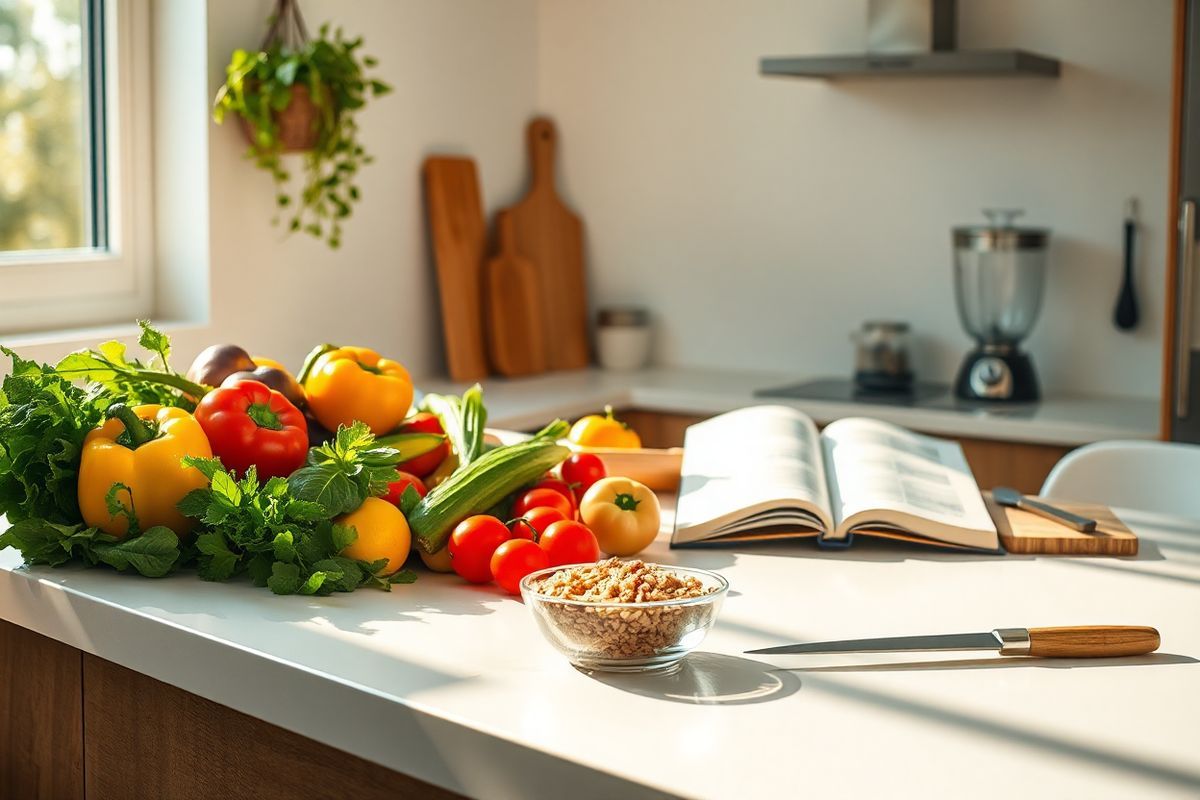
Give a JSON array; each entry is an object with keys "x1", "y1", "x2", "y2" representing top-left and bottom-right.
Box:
[{"x1": 213, "y1": 12, "x2": 391, "y2": 249}]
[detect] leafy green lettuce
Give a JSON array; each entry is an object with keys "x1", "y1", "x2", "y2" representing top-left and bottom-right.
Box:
[{"x1": 0, "y1": 347, "x2": 108, "y2": 524}]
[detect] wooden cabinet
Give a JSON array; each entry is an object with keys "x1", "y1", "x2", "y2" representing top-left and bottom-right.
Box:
[
  {"x1": 619, "y1": 409, "x2": 1070, "y2": 496},
  {"x1": 0, "y1": 621, "x2": 84, "y2": 800},
  {"x1": 0, "y1": 620, "x2": 460, "y2": 800}
]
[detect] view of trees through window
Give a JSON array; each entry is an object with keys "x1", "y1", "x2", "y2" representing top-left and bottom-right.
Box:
[{"x1": 0, "y1": 0, "x2": 88, "y2": 253}]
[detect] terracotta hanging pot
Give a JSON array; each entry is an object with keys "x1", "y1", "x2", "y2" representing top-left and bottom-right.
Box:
[
  {"x1": 237, "y1": 83, "x2": 324, "y2": 153},
  {"x1": 236, "y1": 0, "x2": 324, "y2": 153}
]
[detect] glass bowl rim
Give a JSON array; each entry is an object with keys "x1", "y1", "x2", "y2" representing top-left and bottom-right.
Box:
[{"x1": 519, "y1": 562, "x2": 730, "y2": 609}]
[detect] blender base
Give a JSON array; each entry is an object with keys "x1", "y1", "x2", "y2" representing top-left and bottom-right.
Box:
[{"x1": 954, "y1": 349, "x2": 1040, "y2": 402}]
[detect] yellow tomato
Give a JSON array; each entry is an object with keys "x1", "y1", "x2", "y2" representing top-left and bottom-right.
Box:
[
  {"x1": 567, "y1": 405, "x2": 642, "y2": 449},
  {"x1": 336, "y1": 497, "x2": 411, "y2": 575},
  {"x1": 579, "y1": 477, "x2": 661, "y2": 556},
  {"x1": 419, "y1": 546, "x2": 454, "y2": 573}
]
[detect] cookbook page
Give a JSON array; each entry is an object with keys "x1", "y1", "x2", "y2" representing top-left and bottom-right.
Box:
[
  {"x1": 821, "y1": 417, "x2": 995, "y2": 534},
  {"x1": 674, "y1": 405, "x2": 833, "y2": 541}
]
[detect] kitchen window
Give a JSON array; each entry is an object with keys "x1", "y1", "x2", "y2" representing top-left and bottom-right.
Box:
[{"x1": 0, "y1": 0, "x2": 153, "y2": 334}]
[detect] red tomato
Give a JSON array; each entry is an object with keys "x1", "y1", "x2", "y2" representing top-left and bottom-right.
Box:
[
  {"x1": 561, "y1": 453, "x2": 606, "y2": 502},
  {"x1": 490, "y1": 539, "x2": 549, "y2": 594},
  {"x1": 538, "y1": 520, "x2": 600, "y2": 567},
  {"x1": 383, "y1": 470, "x2": 427, "y2": 506},
  {"x1": 532, "y1": 477, "x2": 578, "y2": 515},
  {"x1": 512, "y1": 487, "x2": 574, "y2": 520},
  {"x1": 448, "y1": 515, "x2": 511, "y2": 583},
  {"x1": 510, "y1": 506, "x2": 567, "y2": 541},
  {"x1": 395, "y1": 413, "x2": 450, "y2": 477}
]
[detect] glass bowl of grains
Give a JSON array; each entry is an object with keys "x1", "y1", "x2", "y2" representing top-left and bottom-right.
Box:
[{"x1": 520, "y1": 558, "x2": 729, "y2": 673}]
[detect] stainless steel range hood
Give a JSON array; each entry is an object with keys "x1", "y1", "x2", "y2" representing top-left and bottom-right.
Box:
[{"x1": 760, "y1": 0, "x2": 1060, "y2": 80}]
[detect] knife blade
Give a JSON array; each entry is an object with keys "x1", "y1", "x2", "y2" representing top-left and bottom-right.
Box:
[
  {"x1": 745, "y1": 625, "x2": 1160, "y2": 658},
  {"x1": 992, "y1": 486, "x2": 1097, "y2": 532}
]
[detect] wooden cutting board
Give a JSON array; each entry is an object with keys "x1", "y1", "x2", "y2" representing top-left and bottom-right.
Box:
[
  {"x1": 422, "y1": 156, "x2": 489, "y2": 382},
  {"x1": 984, "y1": 492, "x2": 1138, "y2": 555},
  {"x1": 485, "y1": 212, "x2": 547, "y2": 377},
  {"x1": 500, "y1": 117, "x2": 590, "y2": 370}
]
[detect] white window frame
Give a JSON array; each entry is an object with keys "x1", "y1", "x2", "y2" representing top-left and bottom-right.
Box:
[{"x1": 0, "y1": 0, "x2": 154, "y2": 334}]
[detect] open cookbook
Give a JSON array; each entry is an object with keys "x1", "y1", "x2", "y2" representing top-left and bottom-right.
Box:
[{"x1": 671, "y1": 406, "x2": 1001, "y2": 552}]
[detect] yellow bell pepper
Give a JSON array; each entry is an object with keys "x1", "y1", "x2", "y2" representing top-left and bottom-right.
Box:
[
  {"x1": 567, "y1": 405, "x2": 642, "y2": 449},
  {"x1": 302, "y1": 346, "x2": 413, "y2": 435},
  {"x1": 78, "y1": 404, "x2": 213, "y2": 540}
]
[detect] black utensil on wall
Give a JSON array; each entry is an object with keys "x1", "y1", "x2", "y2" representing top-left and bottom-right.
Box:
[{"x1": 1114, "y1": 197, "x2": 1139, "y2": 331}]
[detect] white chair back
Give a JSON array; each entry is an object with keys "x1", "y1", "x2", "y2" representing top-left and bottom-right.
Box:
[{"x1": 1040, "y1": 440, "x2": 1200, "y2": 519}]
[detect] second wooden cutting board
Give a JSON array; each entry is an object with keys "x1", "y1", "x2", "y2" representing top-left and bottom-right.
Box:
[
  {"x1": 485, "y1": 212, "x2": 547, "y2": 377},
  {"x1": 500, "y1": 117, "x2": 590, "y2": 371}
]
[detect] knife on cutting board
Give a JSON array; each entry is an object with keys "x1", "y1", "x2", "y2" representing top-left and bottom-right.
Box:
[{"x1": 746, "y1": 626, "x2": 1160, "y2": 658}]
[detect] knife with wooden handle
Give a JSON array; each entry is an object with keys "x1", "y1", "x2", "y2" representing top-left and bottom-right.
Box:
[{"x1": 746, "y1": 626, "x2": 1161, "y2": 658}]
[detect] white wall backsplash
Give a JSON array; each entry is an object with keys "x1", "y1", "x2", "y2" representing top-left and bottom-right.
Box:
[{"x1": 537, "y1": 0, "x2": 1173, "y2": 397}]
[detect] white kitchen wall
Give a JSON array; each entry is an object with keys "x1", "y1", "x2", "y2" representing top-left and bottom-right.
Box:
[
  {"x1": 9, "y1": 0, "x2": 540, "y2": 378},
  {"x1": 537, "y1": 0, "x2": 1174, "y2": 397},
  {"x1": 7, "y1": 0, "x2": 1174, "y2": 402}
]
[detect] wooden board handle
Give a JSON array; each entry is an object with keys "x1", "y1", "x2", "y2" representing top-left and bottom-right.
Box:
[
  {"x1": 1027, "y1": 626, "x2": 1160, "y2": 657},
  {"x1": 527, "y1": 117, "x2": 557, "y2": 189},
  {"x1": 496, "y1": 210, "x2": 516, "y2": 256}
]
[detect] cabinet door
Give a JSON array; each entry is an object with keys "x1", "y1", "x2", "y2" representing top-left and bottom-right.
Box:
[
  {"x1": 0, "y1": 621, "x2": 84, "y2": 800},
  {"x1": 1169, "y1": 0, "x2": 1200, "y2": 441}
]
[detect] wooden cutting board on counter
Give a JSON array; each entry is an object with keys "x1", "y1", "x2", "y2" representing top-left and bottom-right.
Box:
[
  {"x1": 422, "y1": 156, "x2": 489, "y2": 382},
  {"x1": 984, "y1": 492, "x2": 1138, "y2": 555},
  {"x1": 485, "y1": 212, "x2": 547, "y2": 377},
  {"x1": 499, "y1": 117, "x2": 590, "y2": 371}
]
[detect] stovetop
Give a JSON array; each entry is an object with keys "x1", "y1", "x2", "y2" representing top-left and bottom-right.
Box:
[{"x1": 755, "y1": 377, "x2": 1040, "y2": 414}]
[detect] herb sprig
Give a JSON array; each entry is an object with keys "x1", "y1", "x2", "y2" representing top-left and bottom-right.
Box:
[
  {"x1": 178, "y1": 457, "x2": 416, "y2": 595},
  {"x1": 287, "y1": 421, "x2": 406, "y2": 515}
]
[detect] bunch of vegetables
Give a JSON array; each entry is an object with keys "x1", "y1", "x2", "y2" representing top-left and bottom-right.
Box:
[
  {"x1": 430, "y1": 450, "x2": 661, "y2": 594},
  {"x1": 0, "y1": 322, "x2": 662, "y2": 599}
]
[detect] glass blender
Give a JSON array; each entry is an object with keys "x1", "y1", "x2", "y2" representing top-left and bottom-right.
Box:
[{"x1": 952, "y1": 209, "x2": 1049, "y2": 402}]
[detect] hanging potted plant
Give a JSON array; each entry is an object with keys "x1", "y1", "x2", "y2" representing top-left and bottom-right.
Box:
[{"x1": 212, "y1": 0, "x2": 391, "y2": 249}]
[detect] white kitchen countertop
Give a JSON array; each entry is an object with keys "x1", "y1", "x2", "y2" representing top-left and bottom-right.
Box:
[
  {"x1": 2, "y1": 500, "x2": 1198, "y2": 799},
  {"x1": 416, "y1": 367, "x2": 1158, "y2": 447}
]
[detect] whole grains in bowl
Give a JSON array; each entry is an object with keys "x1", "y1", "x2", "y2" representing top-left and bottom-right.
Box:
[
  {"x1": 521, "y1": 558, "x2": 727, "y2": 672},
  {"x1": 530, "y1": 558, "x2": 715, "y2": 603}
]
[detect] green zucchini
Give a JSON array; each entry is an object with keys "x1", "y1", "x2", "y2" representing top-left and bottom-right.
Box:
[
  {"x1": 408, "y1": 433, "x2": 569, "y2": 553},
  {"x1": 372, "y1": 431, "x2": 446, "y2": 462}
]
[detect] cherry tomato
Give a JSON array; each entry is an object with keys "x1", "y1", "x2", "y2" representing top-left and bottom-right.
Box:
[
  {"x1": 396, "y1": 412, "x2": 450, "y2": 477},
  {"x1": 532, "y1": 477, "x2": 578, "y2": 515},
  {"x1": 448, "y1": 515, "x2": 511, "y2": 583},
  {"x1": 490, "y1": 539, "x2": 550, "y2": 594},
  {"x1": 383, "y1": 470, "x2": 427, "y2": 506},
  {"x1": 510, "y1": 506, "x2": 567, "y2": 541},
  {"x1": 561, "y1": 453, "x2": 607, "y2": 502},
  {"x1": 538, "y1": 520, "x2": 600, "y2": 567},
  {"x1": 512, "y1": 487, "x2": 574, "y2": 520}
]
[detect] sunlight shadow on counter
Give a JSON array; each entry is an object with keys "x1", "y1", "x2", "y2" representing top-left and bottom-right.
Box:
[{"x1": 580, "y1": 651, "x2": 802, "y2": 706}]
